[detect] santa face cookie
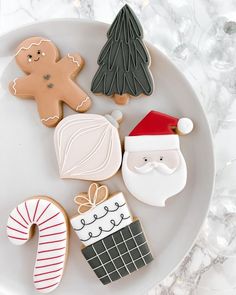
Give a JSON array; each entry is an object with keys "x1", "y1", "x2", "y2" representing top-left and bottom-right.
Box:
[
  {"x1": 7, "y1": 196, "x2": 69, "y2": 293},
  {"x1": 54, "y1": 111, "x2": 123, "y2": 181},
  {"x1": 70, "y1": 183, "x2": 153, "y2": 285},
  {"x1": 91, "y1": 4, "x2": 153, "y2": 105},
  {"x1": 9, "y1": 37, "x2": 91, "y2": 127},
  {"x1": 122, "y1": 111, "x2": 194, "y2": 207}
]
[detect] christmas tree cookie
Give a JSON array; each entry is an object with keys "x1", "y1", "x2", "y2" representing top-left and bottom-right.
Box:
[
  {"x1": 91, "y1": 4, "x2": 153, "y2": 105},
  {"x1": 70, "y1": 183, "x2": 153, "y2": 285}
]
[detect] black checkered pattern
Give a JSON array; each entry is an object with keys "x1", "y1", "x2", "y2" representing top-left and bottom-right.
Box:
[{"x1": 82, "y1": 219, "x2": 153, "y2": 285}]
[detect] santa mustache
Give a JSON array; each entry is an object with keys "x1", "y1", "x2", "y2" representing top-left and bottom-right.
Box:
[{"x1": 134, "y1": 161, "x2": 177, "y2": 175}]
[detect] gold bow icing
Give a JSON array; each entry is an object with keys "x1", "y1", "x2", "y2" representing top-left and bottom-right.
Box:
[{"x1": 74, "y1": 183, "x2": 109, "y2": 214}]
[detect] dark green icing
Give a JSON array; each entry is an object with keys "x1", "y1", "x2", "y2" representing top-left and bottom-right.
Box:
[
  {"x1": 82, "y1": 220, "x2": 153, "y2": 285},
  {"x1": 91, "y1": 4, "x2": 153, "y2": 97}
]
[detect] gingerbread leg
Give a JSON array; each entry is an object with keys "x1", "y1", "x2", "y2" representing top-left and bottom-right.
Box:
[
  {"x1": 62, "y1": 83, "x2": 91, "y2": 113},
  {"x1": 36, "y1": 97, "x2": 63, "y2": 127}
]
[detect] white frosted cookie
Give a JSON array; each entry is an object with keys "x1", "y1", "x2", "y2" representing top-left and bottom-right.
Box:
[
  {"x1": 54, "y1": 111, "x2": 122, "y2": 181},
  {"x1": 7, "y1": 196, "x2": 69, "y2": 293},
  {"x1": 122, "y1": 110, "x2": 193, "y2": 207},
  {"x1": 70, "y1": 183, "x2": 153, "y2": 285}
]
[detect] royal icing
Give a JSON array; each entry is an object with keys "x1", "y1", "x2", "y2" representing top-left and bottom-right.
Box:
[
  {"x1": 15, "y1": 39, "x2": 51, "y2": 56},
  {"x1": 9, "y1": 36, "x2": 91, "y2": 127},
  {"x1": 71, "y1": 192, "x2": 132, "y2": 246},
  {"x1": 71, "y1": 183, "x2": 153, "y2": 285},
  {"x1": 7, "y1": 197, "x2": 69, "y2": 293},
  {"x1": 54, "y1": 112, "x2": 122, "y2": 181},
  {"x1": 122, "y1": 110, "x2": 193, "y2": 207},
  {"x1": 91, "y1": 4, "x2": 153, "y2": 105}
]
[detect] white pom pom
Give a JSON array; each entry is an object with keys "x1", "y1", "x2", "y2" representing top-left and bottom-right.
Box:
[{"x1": 177, "y1": 118, "x2": 193, "y2": 135}]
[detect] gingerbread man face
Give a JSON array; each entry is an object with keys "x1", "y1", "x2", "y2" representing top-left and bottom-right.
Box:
[
  {"x1": 15, "y1": 37, "x2": 59, "y2": 74},
  {"x1": 10, "y1": 36, "x2": 91, "y2": 127}
]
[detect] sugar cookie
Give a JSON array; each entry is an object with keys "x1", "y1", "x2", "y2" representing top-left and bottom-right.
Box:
[
  {"x1": 7, "y1": 196, "x2": 69, "y2": 293},
  {"x1": 71, "y1": 183, "x2": 153, "y2": 285},
  {"x1": 54, "y1": 111, "x2": 123, "y2": 181},
  {"x1": 122, "y1": 110, "x2": 194, "y2": 207},
  {"x1": 91, "y1": 4, "x2": 153, "y2": 105},
  {"x1": 9, "y1": 37, "x2": 91, "y2": 127}
]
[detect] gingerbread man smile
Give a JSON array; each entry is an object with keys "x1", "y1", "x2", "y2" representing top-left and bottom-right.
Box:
[{"x1": 9, "y1": 36, "x2": 92, "y2": 127}]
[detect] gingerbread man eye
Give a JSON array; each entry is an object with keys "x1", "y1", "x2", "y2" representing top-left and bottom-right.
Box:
[
  {"x1": 27, "y1": 54, "x2": 32, "y2": 62},
  {"x1": 37, "y1": 50, "x2": 41, "y2": 55},
  {"x1": 160, "y1": 156, "x2": 164, "y2": 161}
]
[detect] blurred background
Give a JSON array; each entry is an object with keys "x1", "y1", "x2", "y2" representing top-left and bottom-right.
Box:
[{"x1": 1, "y1": 0, "x2": 236, "y2": 294}]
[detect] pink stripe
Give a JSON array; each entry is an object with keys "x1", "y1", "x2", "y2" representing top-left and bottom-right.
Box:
[
  {"x1": 39, "y1": 238, "x2": 66, "y2": 245},
  {"x1": 38, "y1": 247, "x2": 65, "y2": 254},
  {"x1": 33, "y1": 199, "x2": 40, "y2": 222},
  {"x1": 36, "y1": 261, "x2": 63, "y2": 269},
  {"x1": 37, "y1": 254, "x2": 64, "y2": 261},
  {"x1": 34, "y1": 267, "x2": 63, "y2": 277},
  {"x1": 10, "y1": 215, "x2": 27, "y2": 229},
  {"x1": 40, "y1": 231, "x2": 66, "y2": 238},
  {"x1": 8, "y1": 235, "x2": 27, "y2": 241},
  {"x1": 36, "y1": 203, "x2": 51, "y2": 223},
  {"x1": 36, "y1": 282, "x2": 59, "y2": 291},
  {"x1": 17, "y1": 207, "x2": 29, "y2": 225},
  {"x1": 7, "y1": 226, "x2": 27, "y2": 235},
  {"x1": 40, "y1": 222, "x2": 64, "y2": 232},
  {"x1": 34, "y1": 274, "x2": 61, "y2": 283},
  {"x1": 38, "y1": 212, "x2": 60, "y2": 226},
  {"x1": 25, "y1": 202, "x2": 32, "y2": 223}
]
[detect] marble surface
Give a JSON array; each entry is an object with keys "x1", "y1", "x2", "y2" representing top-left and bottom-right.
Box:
[{"x1": 1, "y1": 0, "x2": 236, "y2": 294}]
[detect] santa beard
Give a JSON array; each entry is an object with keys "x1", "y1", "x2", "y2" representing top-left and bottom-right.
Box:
[{"x1": 122, "y1": 151, "x2": 187, "y2": 207}]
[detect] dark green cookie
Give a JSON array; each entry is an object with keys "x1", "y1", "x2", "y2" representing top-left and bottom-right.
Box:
[
  {"x1": 82, "y1": 219, "x2": 153, "y2": 285},
  {"x1": 91, "y1": 4, "x2": 153, "y2": 105}
]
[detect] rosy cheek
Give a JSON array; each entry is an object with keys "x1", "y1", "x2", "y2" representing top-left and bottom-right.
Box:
[
  {"x1": 126, "y1": 154, "x2": 145, "y2": 172},
  {"x1": 163, "y1": 153, "x2": 180, "y2": 168}
]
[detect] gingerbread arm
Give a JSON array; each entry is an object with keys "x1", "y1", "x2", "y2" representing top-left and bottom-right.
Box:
[
  {"x1": 57, "y1": 53, "x2": 84, "y2": 77},
  {"x1": 9, "y1": 76, "x2": 34, "y2": 98}
]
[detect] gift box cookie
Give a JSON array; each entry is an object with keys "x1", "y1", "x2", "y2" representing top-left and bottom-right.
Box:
[{"x1": 70, "y1": 183, "x2": 153, "y2": 285}]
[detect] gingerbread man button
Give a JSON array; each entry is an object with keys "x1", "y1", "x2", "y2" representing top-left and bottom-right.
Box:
[{"x1": 9, "y1": 37, "x2": 92, "y2": 127}]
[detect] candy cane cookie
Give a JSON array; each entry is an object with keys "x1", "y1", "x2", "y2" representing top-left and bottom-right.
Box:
[{"x1": 7, "y1": 196, "x2": 69, "y2": 293}]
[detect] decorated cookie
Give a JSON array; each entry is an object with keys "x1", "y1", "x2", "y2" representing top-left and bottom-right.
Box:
[
  {"x1": 71, "y1": 183, "x2": 153, "y2": 285},
  {"x1": 7, "y1": 196, "x2": 69, "y2": 293},
  {"x1": 9, "y1": 37, "x2": 91, "y2": 127},
  {"x1": 54, "y1": 111, "x2": 123, "y2": 181},
  {"x1": 122, "y1": 110, "x2": 194, "y2": 207},
  {"x1": 91, "y1": 4, "x2": 153, "y2": 105}
]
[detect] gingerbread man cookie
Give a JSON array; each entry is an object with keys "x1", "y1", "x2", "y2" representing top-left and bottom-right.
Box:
[{"x1": 9, "y1": 37, "x2": 92, "y2": 127}]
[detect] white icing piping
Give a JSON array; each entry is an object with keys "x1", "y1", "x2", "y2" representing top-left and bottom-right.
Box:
[
  {"x1": 61, "y1": 123, "x2": 107, "y2": 172},
  {"x1": 15, "y1": 39, "x2": 51, "y2": 56},
  {"x1": 12, "y1": 78, "x2": 18, "y2": 95},
  {"x1": 67, "y1": 53, "x2": 81, "y2": 67},
  {"x1": 64, "y1": 125, "x2": 109, "y2": 175},
  {"x1": 56, "y1": 117, "x2": 105, "y2": 164},
  {"x1": 41, "y1": 115, "x2": 59, "y2": 122},
  {"x1": 71, "y1": 127, "x2": 114, "y2": 176},
  {"x1": 76, "y1": 96, "x2": 90, "y2": 111}
]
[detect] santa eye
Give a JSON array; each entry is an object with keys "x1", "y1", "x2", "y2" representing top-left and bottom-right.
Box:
[
  {"x1": 27, "y1": 54, "x2": 32, "y2": 58},
  {"x1": 160, "y1": 156, "x2": 164, "y2": 161},
  {"x1": 37, "y1": 50, "x2": 41, "y2": 55},
  {"x1": 143, "y1": 157, "x2": 148, "y2": 162}
]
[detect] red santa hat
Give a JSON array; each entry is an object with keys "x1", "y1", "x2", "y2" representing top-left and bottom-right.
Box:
[{"x1": 125, "y1": 111, "x2": 193, "y2": 152}]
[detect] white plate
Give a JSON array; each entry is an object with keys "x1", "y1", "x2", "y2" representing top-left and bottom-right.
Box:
[{"x1": 0, "y1": 19, "x2": 214, "y2": 295}]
